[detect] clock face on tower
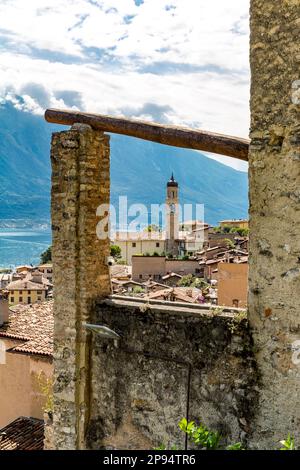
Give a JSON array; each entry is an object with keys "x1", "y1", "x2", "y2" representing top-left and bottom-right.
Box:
[{"x1": 169, "y1": 203, "x2": 175, "y2": 213}]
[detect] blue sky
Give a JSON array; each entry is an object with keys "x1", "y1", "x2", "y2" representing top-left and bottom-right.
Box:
[{"x1": 0, "y1": 0, "x2": 250, "y2": 171}]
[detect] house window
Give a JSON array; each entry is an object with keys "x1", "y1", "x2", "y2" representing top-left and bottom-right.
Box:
[
  {"x1": 27, "y1": 290, "x2": 31, "y2": 295},
  {"x1": 10, "y1": 290, "x2": 14, "y2": 295},
  {"x1": 19, "y1": 297, "x2": 23, "y2": 303},
  {"x1": 132, "y1": 242, "x2": 136, "y2": 247},
  {"x1": 11, "y1": 297, "x2": 14, "y2": 303},
  {"x1": 195, "y1": 268, "x2": 200, "y2": 273},
  {"x1": 37, "y1": 296, "x2": 41, "y2": 301},
  {"x1": 28, "y1": 297, "x2": 31, "y2": 304},
  {"x1": 232, "y1": 299, "x2": 239, "y2": 308},
  {"x1": 139, "y1": 274, "x2": 142, "y2": 279},
  {"x1": 156, "y1": 242, "x2": 160, "y2": 247},
  {"x1": 37, "y1": 290, "x2": 42, "y2": 294}
]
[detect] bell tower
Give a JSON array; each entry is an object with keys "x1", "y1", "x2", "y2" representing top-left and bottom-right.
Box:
[{"x1": 165, "y1": 173, "x2": 179, "y2": 256}]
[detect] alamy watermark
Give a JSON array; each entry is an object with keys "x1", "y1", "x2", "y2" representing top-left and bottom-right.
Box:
[{"x1": 95, "y1": 196, "x2": 205, "y2": 241}]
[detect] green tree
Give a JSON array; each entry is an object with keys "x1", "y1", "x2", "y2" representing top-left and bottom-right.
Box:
[
  {"x1": 110, "y1": 244, "x2": 122, "y2": 260},
  {"x1": 192, "y1": 278, "x2": 210, "y2": 289},
  {"x1": 221, "y1": 225, "x2": 231, "y2": 233},
  {"x1": 224, "y1": 238, "x2": 235, "y2": 249},
  {"x1": 40, "y1": 246, "x2": 52, "y2": 264},
  {"x1": 132, "y1": 286, "x2": 145, "y2": 294},
  {"x1": 178, "y1": 275, "x2": 209, "y2": 289},
  {"x1": 236, "y1": 227, "x2": 249, "y2": 237},
  {"x1": 177, "y1": 274, "x2": 194, "y2": 287}
]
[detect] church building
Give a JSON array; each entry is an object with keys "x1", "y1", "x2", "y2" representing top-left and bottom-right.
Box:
[{"x1": 111, "y1": 175, "x2": 209, "y2": 265}]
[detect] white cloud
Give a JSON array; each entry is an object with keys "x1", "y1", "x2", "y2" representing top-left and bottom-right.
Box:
[{"x1": 0, "y1": 0, "x2": 250, "y2": 171}]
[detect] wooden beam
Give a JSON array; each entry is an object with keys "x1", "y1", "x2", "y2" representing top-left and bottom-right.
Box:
[{"x1": 45, "y1": 108, "x2": 249, "y2": 161}]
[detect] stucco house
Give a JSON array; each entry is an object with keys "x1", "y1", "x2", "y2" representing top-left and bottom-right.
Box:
[{"x1": 0, "y1": 298, "x2": 53, "y2": 428}]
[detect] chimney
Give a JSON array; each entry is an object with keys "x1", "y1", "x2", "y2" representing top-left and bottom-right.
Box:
[{"x1": 0, "y1": 293, "x2": 9, "y2": 326}]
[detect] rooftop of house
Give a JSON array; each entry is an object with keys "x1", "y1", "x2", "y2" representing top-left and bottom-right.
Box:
[
  {"x1": 197, "y1": 246, "x2": 223, "y2": 254},
  {"x1": 161, "y1": 272, "x2": 182, "y2": 280},
  {"x1": 147, "y1": 288, "x2": 172, "y2": 299},
  {"x1": 206, "y1": 258, "x2": 224, "y2": 265},
  {"x1": 147, "y1": 286, "x2": 201, "y2": 303},
  {"x1": 6, "y1": 279, "x2": 48, "y2": 291},
  {"x1": 15, "y1": 265, "x2": 33, "y2": 270},
  {"x1": 0, "y1": 301, "x2": 53, "y2": 357},
  {"x1": 142, "y1": 280, "x2": 167, "y2": 289},
  {"x1": 118, "y1": 280, "x2": 143, "y2": 287},
  {"x1": 112, "y1": 229, "x2": 206, "y2": 242},
  {"x1": 110, "y1": 264, "x2": 132, "y2": 278},
  {"x1": 0, "y1": 417, "x2": 44, "y2": 450},
  {"x1": 6, "y1": 271, "x2": 53, "y2": 291},
  {"x1": 181, "y1": 220, "x2": 209, "y2": 227}
]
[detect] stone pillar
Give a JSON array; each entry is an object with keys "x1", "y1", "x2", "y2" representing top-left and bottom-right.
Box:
[
  {"x1": 249, "y1": 0, "x2": 300, "y2": 448},
  {"x1": 49, "y1": 124, "x2": 111, "y2": 449}
]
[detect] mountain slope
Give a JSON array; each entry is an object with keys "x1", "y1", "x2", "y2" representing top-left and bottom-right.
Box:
[
  {"x1": 0, "y1": 102, "x2": 248, "y2": 226},
  {"x1": 0, "y1": 102, "x2": 55, "y2": 220}
]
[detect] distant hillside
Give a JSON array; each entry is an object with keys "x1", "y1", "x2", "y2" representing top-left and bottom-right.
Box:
[{"x1": 0, "y1": 101, "x2": 248, "y2": 226}]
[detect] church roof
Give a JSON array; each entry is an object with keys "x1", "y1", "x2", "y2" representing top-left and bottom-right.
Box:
[{"x1": 167, "y1": 173, "x2": 178, "y2": 187}]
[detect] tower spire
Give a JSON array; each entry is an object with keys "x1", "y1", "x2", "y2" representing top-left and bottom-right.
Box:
[{"x1": 167, "y1": 173, "x2": 178, "y2": 187}]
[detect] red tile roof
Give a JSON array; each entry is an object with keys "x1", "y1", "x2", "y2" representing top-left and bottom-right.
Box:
[
  {"x1": 0, "y1": 417, "x2": 44, "y2": 450},
  {"x1": 0, "y1": 301, "x2": 53, "y2": 357}
]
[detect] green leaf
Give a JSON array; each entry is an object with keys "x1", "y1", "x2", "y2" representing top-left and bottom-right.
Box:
[
  {"x1": 280, "y1": 434, "x2": 295, "y2": 450},
  {"x1": 178, "y1": 418, "x2": 187, "y2": 432},
  {"x1": 227, "y1": 442, "x2": 244, "y2": 450}
]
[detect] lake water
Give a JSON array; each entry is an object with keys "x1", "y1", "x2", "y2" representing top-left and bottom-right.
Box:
[{"x1": 0, "y1": 229, "x2": 52, "y2": 269}]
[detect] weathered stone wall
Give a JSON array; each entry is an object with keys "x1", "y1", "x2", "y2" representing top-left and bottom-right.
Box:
[
  {"x1": 249, "y1": 0, "x2": 300, "y2": 448},
  {"x1": 49, "y1": 125, "x2": 111, "y2": 449},
  {"x1": 87, "y1": 298, "x2": 258, "y2": 449}
]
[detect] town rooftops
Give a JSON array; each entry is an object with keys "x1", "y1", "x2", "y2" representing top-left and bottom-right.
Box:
[
  {"x1": 206, "y1": 258, "x2": 224, "y2": 265},
  {"x1": 112, "y1": 229, "x2": 206, "y2": 242},
  {"x1": 142, "y1": 280, "x2": 167, "y2": 289},
  {"x1": 0, "y1": 417, "x2": 44, "y2": 450},
  {"x1": 147, "y1": 286, "x2": 200, "y2": 303},
  {"x1": 219, "y1": 219, "x2": 248, "y2": 224},
  {"x1": 0, "y1": 301, "x2": 53, "y2": 357}
]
